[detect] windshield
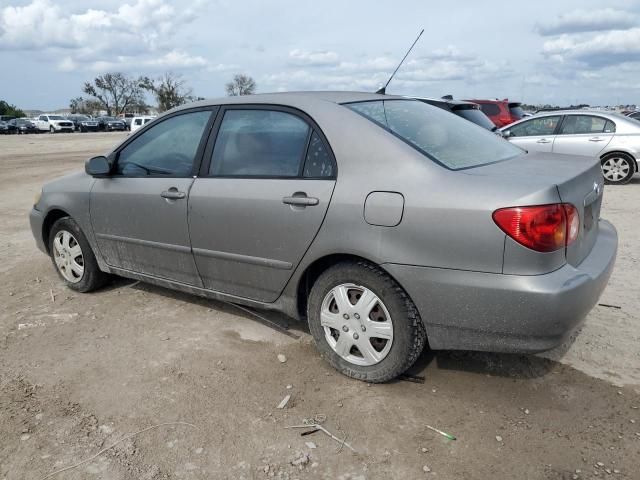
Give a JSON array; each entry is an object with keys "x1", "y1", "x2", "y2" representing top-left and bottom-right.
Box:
[
  {"x1": 49, "y1": 115, "x2": 64, "y2": 120},
  {"x1": 346, "y1": 100, "x2": 523, "y2": 170},
  {"x1": 455, "y1": 107, "x2": 496, "y2": 131}
]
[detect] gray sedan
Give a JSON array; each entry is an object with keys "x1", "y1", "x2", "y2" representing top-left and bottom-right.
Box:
[
  {"x1": 30, "y1": 92, "x2": 617, "y2": 383},
  {"x1": 501, "y1": 110, "x2": 640, "y2": 184}
]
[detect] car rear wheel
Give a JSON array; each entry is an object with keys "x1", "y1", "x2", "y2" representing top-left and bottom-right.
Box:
[
  {"x1": 49, "y1": 217, "x2": 109, "y2": 293},
  {"x1": 601, "y1": 153, "x2": 635, "y2": 185},
  {"x1": 307, "y1": 261, "x2": 426, "y2": 383}
]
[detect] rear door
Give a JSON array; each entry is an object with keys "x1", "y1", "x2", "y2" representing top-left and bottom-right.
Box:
[
  {"x1": 504, "y1": 115, "x2": 561, "y2": 153},
  {"x1": 552, "y1": 115, "x2": 614, "y2": 157},
  {"x1": 188, "y1": 106, "x2": 336, "y2": 302},
  {"x1": 90, "y1": 108, "x2": 215, "y2": 285}
]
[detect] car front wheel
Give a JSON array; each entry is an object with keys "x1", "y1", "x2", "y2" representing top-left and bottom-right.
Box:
[
  {"x1": 601, "y1": 153, "x2": 635, "y2": 185},
  {"x1": 49, "y1": 217, "x2": 109, "y2": 292},
  {"x1": 307, "y1": 261, "x2": 426, "y2": 383}
]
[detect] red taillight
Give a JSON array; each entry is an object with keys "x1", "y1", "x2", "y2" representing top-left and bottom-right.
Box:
[{"x1": 493, "y1": 204, "x2": 579, "y2": 253}]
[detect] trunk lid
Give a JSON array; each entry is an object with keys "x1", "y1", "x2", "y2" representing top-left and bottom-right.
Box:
[{"x1": 463, "y1": 152, "x2": 603, "y2": 267}]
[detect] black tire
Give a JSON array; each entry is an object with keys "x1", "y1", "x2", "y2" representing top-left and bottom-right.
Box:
[
  {"x1": 49, "y1": 217, "x2": 109, "y2": 293},
  {"x1": 307, "y1": 261, "x2": 426, "y2": 383},
  {"x1": 601, "y1": 153, "x2": 635, "y2": 185}
]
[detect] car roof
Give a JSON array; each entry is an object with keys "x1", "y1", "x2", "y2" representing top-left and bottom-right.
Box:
[{"x1": 173, "y1": 91, "x2": 402, "y2": 113}]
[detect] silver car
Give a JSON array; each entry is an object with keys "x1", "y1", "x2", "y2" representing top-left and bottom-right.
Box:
[
  {"x1": 501, "y1": 110, "x2": 640, "y2": 185},
  {"x1": 30, "y1": 92, "x2": 617, "y2": 382}
]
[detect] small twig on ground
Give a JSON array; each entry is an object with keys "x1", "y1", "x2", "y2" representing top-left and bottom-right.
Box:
[
  {"x1": 286, "y1": 422, "x2": 356, "y2": 452},
  {"x1": 598, "y1": 303, "x2": 621, "y2": 309},
  {"x1": 223, "y1": 301, "x2": 300, "y2": 339},
  {"x1": 39, "y1": 422, "x2": 197, "y2": 480},
  {"x1": 399, "y1": 373, "x2": 426, "y2": 384},
  {"x1": 426, "y1": 424, "x2": 456, "y2": 441},
  {"x1": 49, "y1": 289, "x2": 55, "y2": 303}
]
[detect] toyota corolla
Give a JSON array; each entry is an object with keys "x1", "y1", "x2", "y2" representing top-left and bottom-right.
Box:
[{"x1": 30, "y1": 92, "x2": 617, "y2": 383}]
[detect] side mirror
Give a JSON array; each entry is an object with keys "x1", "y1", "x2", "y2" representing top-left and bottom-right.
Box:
[
  {"x1": 85, "y1": 156, "x2": 111, "y2": 177},
  {"x1": 502, "y1": 129, "x2": 512, "y2": 138}
]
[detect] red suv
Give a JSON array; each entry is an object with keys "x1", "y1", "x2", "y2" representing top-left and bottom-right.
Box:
[{"x1": 464, "y1": 99, "x2": 524, "y2": 128}]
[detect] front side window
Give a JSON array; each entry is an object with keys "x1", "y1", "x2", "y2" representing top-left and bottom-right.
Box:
[
  {"x1": 509, "y1": 116, "x2": 561, "y2": 137},
  {"x1": 210, "y1": 109, "x2": 310, "y2": 177},
  {"x1": 115, "y1": 110, "x2": 211, "y2": 176},
  {"x1": 559, "y1": 115, "x2": 614, "y2": 135},
  {"x1": 347, "y1": 100, "x2": 522, "y2": 170}
]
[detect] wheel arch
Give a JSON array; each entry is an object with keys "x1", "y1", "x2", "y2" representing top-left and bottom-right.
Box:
[
  {"x1": 294, "y1": 253, "x2": 415, "y2": 321},
  {"x1": 42, "y1": 208, "x2": 71, "y2": 254}
]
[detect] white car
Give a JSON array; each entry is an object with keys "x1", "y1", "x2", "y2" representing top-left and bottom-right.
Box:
[
  {"x1": 35, "y1": 114, "x2": 74, "y2": 133},
  {"x1": 501, "y1": 110, "x2": 640, "y2": 184},
  {"x1": 130, "y1": 116, "x2": 156, "y2": 133}
]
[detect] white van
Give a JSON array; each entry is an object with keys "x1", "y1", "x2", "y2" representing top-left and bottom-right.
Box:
[{"x1": 130, "y1": 116, "x2": 156, "y2": 133}]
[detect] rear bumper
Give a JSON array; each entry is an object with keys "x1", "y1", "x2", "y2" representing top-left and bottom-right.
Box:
[
  {"x1": 383, "y1": 219, "x2": 618, "y2": 353},
  {"x1": 29, "y1": 207, "x2": 47, "y2": 254}
]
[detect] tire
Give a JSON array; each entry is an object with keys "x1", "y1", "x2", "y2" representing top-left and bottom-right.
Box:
[
  {"x1": 49, "y1": 217, "x2": 109, "y2": 293},
  {"x1": 601, "y1": 153, "x2": 635, "y2": 185},
  {"x1": 307, "y1": 261, "x2": 426, "y2": 383}
]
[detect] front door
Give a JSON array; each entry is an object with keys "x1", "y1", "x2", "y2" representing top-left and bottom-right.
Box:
[
  {"x1": 552, "y1": 114, "x2": 615, "y2": 157},
  {"x1": 505, "y1": 115, "x2": 562, "y2": 153},
  {"x1": 90, "y1": 108, "x2": 214, "y2": 285},
  {"x1": 189, "y1": 107, "x2": 337, "y2": 302}
]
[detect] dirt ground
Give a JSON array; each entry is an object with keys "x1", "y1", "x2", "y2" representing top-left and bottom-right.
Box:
[{"x1": 1, "y1": 133, "x2": 639, "y2": 480}]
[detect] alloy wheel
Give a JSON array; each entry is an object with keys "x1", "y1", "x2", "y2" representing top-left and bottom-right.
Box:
[
  {"x1": 53, "y1": 230, "x2": 84, "y2": 283},
  {"x1": 602, "y1": 157, "x2": 630, "y2": 183},
  {"x1": 320, "y1": 283, "x2": 393, "y2": 366}
]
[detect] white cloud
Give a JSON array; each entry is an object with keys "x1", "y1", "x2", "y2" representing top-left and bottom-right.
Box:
[
  {"x1": 542, "y1": 27, "x2": 640, "y2": 68},
  {"x1": 289, "y1": 49, "x2": 340, "y2": 67},
  {"x1": 0, "y1": 0, "x2": 209, "y2": 71},
  {"x1": 537, "y1": 8, "x2": 638, "y2": 36}
]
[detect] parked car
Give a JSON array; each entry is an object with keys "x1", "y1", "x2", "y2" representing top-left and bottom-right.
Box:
[
  {"x1": 0, "y1": 115, "x2": 16, "y2": 122},
  {"x1": 120, "y1": 112, "x2": 136, "y2": 130},
  {"x1": 465, "y1": 99, "x2": 524, "y2": 128},
  {"x1": 130, "y1": 115, "x2": 156, "y2": 133},
  {"x1": 34, "y1": 114, "x2": 74, "y2": 133},
  {"x1": 96, "y1": 116, "x2": 126, "y2": 131},
  {"x1": 30, "y1": 92, "x2": 617, "y2": 383},
  {"x1": 626, "y1": 112, "x2": 640, "y2": 121},
  {"x1": 67, "y1": 115, "x2": 100, "y2": 132},
  {"x1": 412, "y1": 96, "x2": 497, "y2": 131},
  {"x1": 0, "y1": 120, "x2": 16, "y2": 134},
  {"x1": 9, "y1": 118, "x2": 38, "y2": 134},
  {"x1": 501, "y1": 110, "x2": 640, "y2": 184}
]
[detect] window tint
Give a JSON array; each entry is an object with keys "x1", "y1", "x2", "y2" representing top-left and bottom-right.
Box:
[
  {"x1": 604, "y1": 120, "x2": 616, "y2": 133},
  {"x1": 455, "y1": 108, "x2": 496, "y2": 130},
  {"x1": 348, "y1": 100, "x2": 523, "y2": 170},
  {"x1": 303, "y1": 131, "x2": 334, "y2": 177},
  {"x1": 210, "y1": 110, "x2": 310, "y2": 177},
  {"x1": 559, "y1": 115, "x2": 610, "y2": 135},
  {"x1": 509, "y1": 116, "x2": 560, "y2": 137},
  {"x1": 115, "y1": 110, "x2": 210, "y2": 176},
  {"x1": 480, "y1": 103, "x2": 501, "y2": 116}
]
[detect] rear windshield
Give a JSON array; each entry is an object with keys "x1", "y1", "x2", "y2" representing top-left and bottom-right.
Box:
[
  {"x1": 509, "y1": 105, "x2": 525, "y2": 119},
  {"x1": 454, "y1": 107, "x2": 496, "y2": 131},
  {"x1": 346, "y1": 100, "x2": 522, "y2": 170}
]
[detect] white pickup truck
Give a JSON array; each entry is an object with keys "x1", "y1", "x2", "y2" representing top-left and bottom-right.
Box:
[{"x1": 34, "y1": 114, "x2": 74, "y2": 133}]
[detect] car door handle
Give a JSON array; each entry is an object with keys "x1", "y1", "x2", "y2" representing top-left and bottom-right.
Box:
[
  {"x1": 536, "y1": 138, "x2": 551, "y2": 144},
  {"x1": 161, "y1": 189, "x2": 186, "y2": 200},
  {"x1": 282, "y1": 194, "x2": 319, "y2": 206},
  {"x1": 589, "y1": 137, "x2": 604, "y2": 142}
]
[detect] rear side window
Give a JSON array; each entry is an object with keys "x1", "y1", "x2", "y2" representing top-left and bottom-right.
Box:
[
  {"x1": 347, "y1": 100, "x2": 522, "y2": 170},
  {"x1": 116, "y1": 110, "x2": 211, "y2": 176},
  {"x1": 509, "y1": 116, "x2": 561, "y2": 137},
  {"x1": 303, "y1": 131, "x2": 334, "y2": 177},
  {"x1": 559, "y1": 115, "x2": 613, "y2": 135},
  {"x1": 210, "y1": 110, "x2": 310, "y2": 177},
  {"x1": 480, "y1": 103, "x2": 501, "y2": 116}
]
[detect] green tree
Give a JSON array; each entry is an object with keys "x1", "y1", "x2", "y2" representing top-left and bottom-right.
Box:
[
  {"x1": 82, "y1": 72, "x2": 145, "y2": 116},
  {"x1": 0, "y1": 100, "x2": 25, "y2": 118},
  {"x1": 140, "y1": 72, "x2": 196, "y2": 112},
  {"x1": 225, "y1": 74, "x2": 256, "y2": 96}
]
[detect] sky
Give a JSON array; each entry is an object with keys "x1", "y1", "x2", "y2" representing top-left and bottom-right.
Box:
[{"x1": 1, "y1": 0, "x2": 639, "y2": 110}]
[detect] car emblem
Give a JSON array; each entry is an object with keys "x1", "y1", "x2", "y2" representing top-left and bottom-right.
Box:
[{"x1": 593, "y1": 181, "x2": 602, "y2": 196}]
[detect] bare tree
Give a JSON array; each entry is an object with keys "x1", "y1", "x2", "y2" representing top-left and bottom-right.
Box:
[
  {"x1": 82, "y1": 72, "x2": 145, "y2": 116},
  {"x1": 140, "y1": 72, "x2": 196, "y2": 112},
  {"x1": 69, "y1": 97, "x2": 103, "y2": 116},
  {"x1": 225, "y1": 74, "x2": 256, "y2": 96}
]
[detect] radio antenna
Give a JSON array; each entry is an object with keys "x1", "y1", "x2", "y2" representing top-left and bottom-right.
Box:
[{"x1": 376, "y1": 29, "x2": 424, "y2": 95}]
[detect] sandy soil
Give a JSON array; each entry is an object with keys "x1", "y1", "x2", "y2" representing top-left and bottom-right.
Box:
[{"x1": 1, "y1": 133, "x2": 639, "y2": 480}]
